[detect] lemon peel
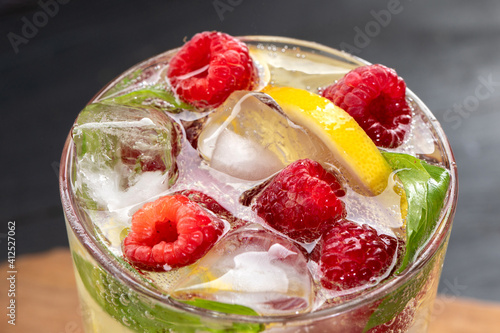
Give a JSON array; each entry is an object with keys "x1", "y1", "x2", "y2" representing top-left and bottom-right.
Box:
[{"x1": 263, "y1": 86, "x2": 392, "y2": 195}]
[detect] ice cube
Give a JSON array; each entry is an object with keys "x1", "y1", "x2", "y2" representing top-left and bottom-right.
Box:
[
  {"x1": 171, "y1": 225, "x2": 313, "y2": 316},
  {"x1": 249, "y1": 46, "x2": 355, "y2": 92},
  {"x1": 197, "y1": 91, "x2": 333, "y2": 181},
  {"x1": 210, "y1": 129, "x2": 285, "y2": 181},
  {"x1": 72, "y1": 103, "x2": 181, "y2": 211},
  {"x1": 398, "y1": 112, "x2": 437, "y2": 156},
  {"x1": 343, "y1": 171, "x2": 404, "y2": 231}
]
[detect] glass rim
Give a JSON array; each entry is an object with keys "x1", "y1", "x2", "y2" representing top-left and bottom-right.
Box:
[{"x1": 59, "y1": 35, "x2": 458, "y2": 325}]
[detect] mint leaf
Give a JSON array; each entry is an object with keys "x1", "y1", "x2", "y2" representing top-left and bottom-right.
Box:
[
  {"x1": 363, "y1": 255, "x2": 435, "y2": 332},
  {"x1": 101, "y1": 87, "x2": 193, "y2": 113},
  {"x1": 180, "y1": 298, "x2": 260, "y2": 316},
  {"x1": 382, "y1": 152, "x2": 450, "y2": 273},
  {"x1": 71, "y1": 252, "x2": 264, "y2": 332},
  {"x1": 362, "y1": 153, "x2": 450, "y2": 332},
  {"x1": 180, "y1": 299, "x2": 264, "y2": 332}
]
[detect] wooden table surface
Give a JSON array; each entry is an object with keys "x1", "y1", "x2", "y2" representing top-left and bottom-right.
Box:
[{"x1": 2, "y1": 248, "x2": 499, "y2": 333}]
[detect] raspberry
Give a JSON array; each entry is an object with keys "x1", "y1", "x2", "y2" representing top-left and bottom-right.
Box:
[
  {"x1": 322, "y1": 64, "x2": 412, "y2": 148},
  {"x1": 318, "y1": 220, "x2": 398, "y2": 291},
  {"x1": 122, "y1": 195, "x2": 224, "y2": 270},
  {"x1": 167, "y1": 31, "x2": 256, "y2": 109},
  {"x1": 253, "y1": 159, "x2": 345, "y2": 243}
]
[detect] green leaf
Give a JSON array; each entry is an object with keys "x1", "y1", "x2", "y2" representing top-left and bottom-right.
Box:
[
  {"x1": 362, "y1": 152, "x2": 450, "y2": 332},
  {"x1": 71, "y1": 252, "x2": 264, "y2": 332},
  {"x1": 382, "y1": 152, "x2": 450, "y2": 273},
  {"x1": 100, "y1": 87, "x2": 193, "y2": 113},
  {"x1": 363, "y1": 256, "x2": 435, "y2": 332},
  {"x1": 180, "y1": 299, "x2": 264, "y2": 333},
  {"x1": 180, "y1": 298, "x2": 260, "y2": 316}
]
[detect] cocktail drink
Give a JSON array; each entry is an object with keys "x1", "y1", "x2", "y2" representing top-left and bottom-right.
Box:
[{"x1": 59, "y1": 32, "x2": 458, "y2": 332}]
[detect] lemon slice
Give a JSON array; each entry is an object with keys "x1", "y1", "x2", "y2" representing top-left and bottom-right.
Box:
[{"x1": 263, "y1": 86, "x2": 392, "y2": 195}]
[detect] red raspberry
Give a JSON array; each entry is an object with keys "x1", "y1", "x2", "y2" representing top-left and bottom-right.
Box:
[
  {"x1": 253, "y1": 159, "x2": 345, "y2": 243},
  {"x1": 318, "y1": 220, "x2": 398, "y2": 291},
  {"x1": 122, "y1": 195, "x2": 224, "y2": 270},
  {"x1": 322, "y1": 64, "x2": 412, "y2": 148},
  {"x1": 167, "y1": 31, "x2": 256, "y2": 109}
]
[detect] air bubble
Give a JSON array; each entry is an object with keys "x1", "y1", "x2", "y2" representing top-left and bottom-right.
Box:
[
  {"x1": 107, "y1": 282, "x2": 121, "y2": 295},
  {"x1": 95, "y1": 280, "x2": 105, "y2": 295},
  {"x1": 105, "y1": 295, "x2": 114, "y2": 304},
  {"x1": 122, "y1": 316, "x2": 131, "y2": 327},
  {"x1": 130, "y1": 294, "x2": 140, "y2": 304},
  {"x1": 98, "y1": 271, "x2": 107, "y2": 283},
  {"x1": 144, "y1": 310, "x2": 155, "y2": 320},
  {"x1": 110, "y1": 296, "x2": 120, "y2": 307},
  {"x1": 119, "y1": 294, "x2": 131, "y2": 306}
]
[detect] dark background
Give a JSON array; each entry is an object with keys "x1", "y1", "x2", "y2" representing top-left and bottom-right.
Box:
[{"x1": 1, "y1": 0, "x2": 499, "y2": 302}]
